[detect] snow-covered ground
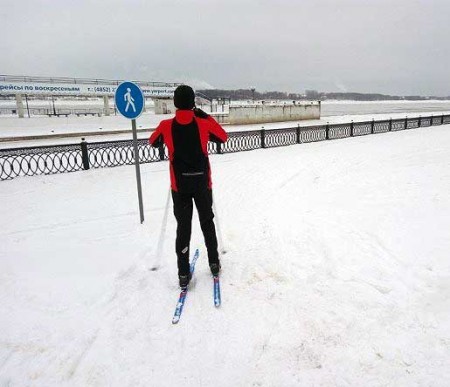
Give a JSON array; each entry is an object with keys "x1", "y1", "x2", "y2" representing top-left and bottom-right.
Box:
[{"x1": 1, "y1": 124, "x2": 450, "y2": 386}]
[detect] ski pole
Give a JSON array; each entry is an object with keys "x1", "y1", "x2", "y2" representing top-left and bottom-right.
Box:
[
  {"x1": 212, "y1": 192, "x2": 226, "y2": 254},
  {"x1": 152, "y1": 187, "x2": 171, "y2": 270}
]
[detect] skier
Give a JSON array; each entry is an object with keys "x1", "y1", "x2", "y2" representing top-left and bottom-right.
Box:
[{"x1": 149, "y1": 85, "x2": 228, "y2": 288}]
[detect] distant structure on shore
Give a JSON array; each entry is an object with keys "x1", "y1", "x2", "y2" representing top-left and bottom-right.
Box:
[
  {"x1": 199, "y1": 88, "x2": 450, "y2": 102},
  {"x1": 0, "y1": 75, "x2": 322, "y2": 123},
  {"x1": 0, "y1": 75, "x2": 180, "y2": 118}
]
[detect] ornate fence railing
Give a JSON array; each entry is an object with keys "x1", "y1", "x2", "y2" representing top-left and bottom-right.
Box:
[{"x1": 1, "y1": 114, "x2": 449, "y2": 181}]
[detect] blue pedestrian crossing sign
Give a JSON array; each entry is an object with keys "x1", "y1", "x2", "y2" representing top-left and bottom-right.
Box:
[{"x1": 115, "y1": 81, "x2": 145, "y2": 119}]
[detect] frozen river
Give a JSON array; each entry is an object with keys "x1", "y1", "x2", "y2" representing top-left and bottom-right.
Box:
[{"x1": 320, "y1": 100, "x2": 450, "y2": 116}]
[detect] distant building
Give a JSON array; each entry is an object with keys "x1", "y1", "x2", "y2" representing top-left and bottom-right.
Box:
[{"x1": 305, "y1": 90, "x2": 320, "y2": 99}]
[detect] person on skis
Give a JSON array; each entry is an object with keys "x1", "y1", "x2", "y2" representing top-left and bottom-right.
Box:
[{"x1": 149, "y1": 85, "x2": 228, "y2": 288}]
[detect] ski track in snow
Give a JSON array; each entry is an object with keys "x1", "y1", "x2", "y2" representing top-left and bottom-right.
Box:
[{"x1": 1, "y1": 125, "x2": 450, "y2": 386}]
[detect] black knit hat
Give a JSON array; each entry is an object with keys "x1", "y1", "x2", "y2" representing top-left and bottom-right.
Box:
[{"x1": 174, "y1": 85, "x2": 195, "y2": 110}]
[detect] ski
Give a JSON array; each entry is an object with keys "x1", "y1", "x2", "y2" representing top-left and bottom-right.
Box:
[
  {"x1": 172, "y1": 288, "x2": 187, "y2": 325},
  {"x1": 213, "y1": 275, "x2": 221, "y2": 307},
  {"x1": 172, "y1": 249, "x2": 199, "y2": 324}
]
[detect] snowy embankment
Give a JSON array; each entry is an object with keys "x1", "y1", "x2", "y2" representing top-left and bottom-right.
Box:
[
  {"x1": 1, "y1": 125, "x2": 449, "y2": 386},
  {"x1": 1, "y1": 99, "x2": 450, "y2": 147},
  {"x1": 2, "y1": 111, "x2": 450, "y2": 149}
]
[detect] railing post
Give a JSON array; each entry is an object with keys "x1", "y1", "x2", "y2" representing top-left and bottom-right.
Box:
[
  {"x1": 81, "y1": 138, "x2": 90, "y2": 170},
  {"x1": 261, "y1": 127, "x2": 266, "y2": 148},
  {"x1": 371, "y1": 119, "x2": 375, "y2": 134},
  {"x1": 405, "y1": 116, "x2": 408, "y2": 130},
  {"x1": 418, "y1": 115, "x2": 422, "y2": 127},
  {"x1": 217, "y1": 142, "x2": 222, "y2": 154},
  {"x1": 296, "y1": 124, "x2": 301, "y2": 144},
  {"x1": 326, "y1": 122, "x2": 330, "y2": 140},
  {"x1": 350, "y1": 120, "x2": 354, "y2": 137},
  {"x1": 389, "y1": 118, "x2": 392, "y2": 131},
  {"x1": 442, "y1": 114, "x2": 444, "y2": 125},
  {"x1": 158, "y1": 144, "x2": 165, "y2": 161}
]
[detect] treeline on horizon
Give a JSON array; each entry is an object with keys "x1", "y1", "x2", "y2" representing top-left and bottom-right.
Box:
[{"x1": 197, "y1": 89, "x2": 450, "y2": 101}]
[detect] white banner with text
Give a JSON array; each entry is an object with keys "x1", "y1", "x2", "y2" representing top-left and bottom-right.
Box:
[{"x1": 0, "y1": 81, "x2": 175, "y2": 97}]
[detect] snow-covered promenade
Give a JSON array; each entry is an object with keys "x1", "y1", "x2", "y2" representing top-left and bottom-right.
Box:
[{"x1": 1, "y1": 122, "x2": 449, "y2": 386}]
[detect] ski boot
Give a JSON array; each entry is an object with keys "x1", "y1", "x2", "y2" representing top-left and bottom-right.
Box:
[
  {"x1": 178, "y1": 272, "x2": 192, "y2": 288},
  {"x1": 210, "y1": 263, "x2": 221, "y2": 277}
]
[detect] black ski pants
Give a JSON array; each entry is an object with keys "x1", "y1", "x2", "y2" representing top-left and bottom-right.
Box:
[{"x1": 172, "y1": 188, "x2": 219, "y2": 276}]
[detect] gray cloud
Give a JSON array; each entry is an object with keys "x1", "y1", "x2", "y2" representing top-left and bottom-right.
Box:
[{"x1": 1, "y1": 0, "x2": 449, "y2": 95}]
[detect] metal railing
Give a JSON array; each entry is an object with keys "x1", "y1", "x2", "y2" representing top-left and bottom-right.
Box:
[
  {"x1": 0, "y1": 74, "x2": 180, "y2": 88},
  {"x1": 0, "y1": 107, "x2": 116, "y2": 116},
  {"x1": 1, "y1": 114, "x2": 449, "y2": 181}
]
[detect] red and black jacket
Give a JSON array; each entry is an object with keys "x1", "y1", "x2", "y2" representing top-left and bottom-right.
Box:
[{"x1": 149, "y1": 110, "x2": 228, "y2": 192}]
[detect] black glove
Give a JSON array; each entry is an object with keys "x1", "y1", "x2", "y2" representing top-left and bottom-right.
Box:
[{"x1": 193, "y1": 108, "x2": 209, "y2": 119}]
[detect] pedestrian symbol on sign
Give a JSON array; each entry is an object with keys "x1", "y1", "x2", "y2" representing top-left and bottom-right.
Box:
[
  {"x1": 124, "y1": 88, "x2": 136, "y2": 113},
  {"x1": 114, "y1": 81, "x2": 144, "y2": 120}
]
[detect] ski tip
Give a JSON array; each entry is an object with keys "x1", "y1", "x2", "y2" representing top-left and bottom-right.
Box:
[{"x1": 172, "y1": 317, "x2": 180, "y2": 324}]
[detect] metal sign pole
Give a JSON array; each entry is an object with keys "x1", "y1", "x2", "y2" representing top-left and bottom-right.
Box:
[
  {"x1": 131, "y1": 118, "x2": 145, "y2": 223},
  {"x1": 115, "y1": 81, "x2": 146, "y2": 224}
]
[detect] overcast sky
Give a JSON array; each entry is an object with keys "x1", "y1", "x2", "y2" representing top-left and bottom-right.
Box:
[{"x1": 1, "y1": 0, "x2": 449, "y2": 95}]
